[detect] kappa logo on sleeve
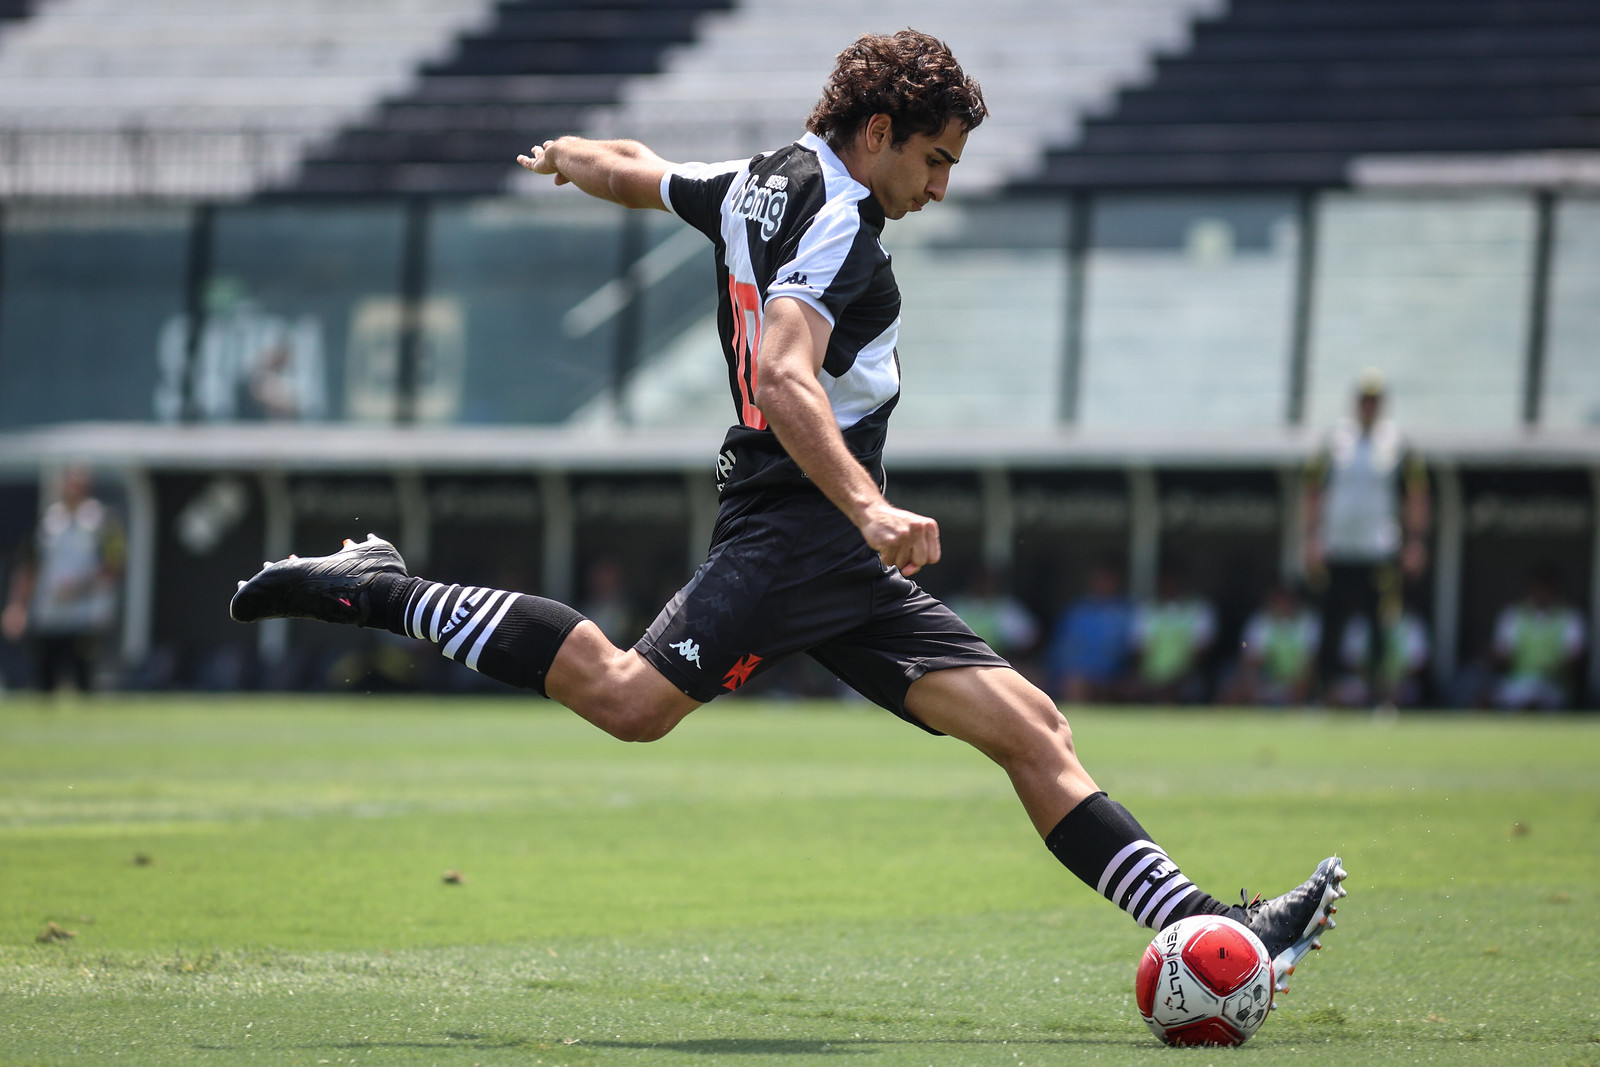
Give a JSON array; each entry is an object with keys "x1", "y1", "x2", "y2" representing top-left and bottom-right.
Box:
[{"x1": 669, "y1": 638, "x2": 703, "y2": 668}]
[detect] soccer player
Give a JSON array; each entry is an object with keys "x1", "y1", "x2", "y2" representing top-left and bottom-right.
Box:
[{"x1": 232, "y1": 30, "x2": 1344, "y2": 988}]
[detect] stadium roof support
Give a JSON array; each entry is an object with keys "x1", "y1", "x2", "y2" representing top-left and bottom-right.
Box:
[{"x1": 4, "y1": 422, "x2": 1600, "y2": 475}]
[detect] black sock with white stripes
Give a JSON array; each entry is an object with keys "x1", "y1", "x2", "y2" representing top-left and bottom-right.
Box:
[
  {"x1": 1045, "y1": 791, "x2": 1228, "y2": 930},
  {"x1": 369, "y1": 575, "x2": 585, "y2": 697}
]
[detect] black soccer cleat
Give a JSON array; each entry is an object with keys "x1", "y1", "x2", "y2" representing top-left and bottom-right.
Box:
[
  {"x1": 230, "y1": 534, "x2": 408, "y2": 627},
  {"x1": 1230, "y1": 855, "x2": 1347, "y2": 994}
]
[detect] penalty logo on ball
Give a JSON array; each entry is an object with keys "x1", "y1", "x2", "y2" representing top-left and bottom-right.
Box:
[{"x1": 1135, "y1": 915, "x2": 1274, "y2": 1047}]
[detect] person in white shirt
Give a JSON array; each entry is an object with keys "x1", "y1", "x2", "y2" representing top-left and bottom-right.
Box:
[
  {"x1": 3, "y1": 467, "x2": 124, "y2": 692},
  {"x1": 1303, "y1": 369, "x2": 1429, "y2": 704}
]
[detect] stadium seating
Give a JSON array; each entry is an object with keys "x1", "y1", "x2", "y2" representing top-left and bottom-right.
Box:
[
  {"x1": 584, "y1": 0, "x2": 1223, "y2": 194},
  {"x1": 0, "y1": 0, "x2": 1235, "y2": 197},
  {"x1": 0, "y1": 0, "x2": 500, "y2": 196},
  {"x1": 292, "y1": 0, "x2": 735, "y2": 195},
  {"x1": 1026, "y1": 0, "x2": 1600, "y2": 188}
]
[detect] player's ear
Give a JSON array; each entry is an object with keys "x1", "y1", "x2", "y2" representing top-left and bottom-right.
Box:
[{"x1": 862, "y1": 113, "x2": 893, "y2": 154}]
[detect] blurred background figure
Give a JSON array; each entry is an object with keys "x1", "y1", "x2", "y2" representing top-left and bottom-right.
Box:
[
  {"x1": 579, "y1": 556, "x2": 635, "y2": 647},
  {"x1": 946, "y1": 565, "x2": 1039, "y2": 666},
  {"x1": 2, "y1": 467, "x2": 124, "y2": 693},
  {"x1": 1223, "y1": 584, "x2": 1320, "y2": 708},
  {"x1": 1303, "y1": 369, "x2": 1430, "y2": 704},
  {"x1": 1331, "y1": 609, "x2": 1430, "y2": 710},
  {"x1": 1046, "y1": 556, "x2": 1132, "y2": 704},
  {"x1": 1492, "y1": 567, "x2": 1586, "y2": 711},
  {"x1": 1129, "y1": 560, "x2": 1215, "y2": 704}
]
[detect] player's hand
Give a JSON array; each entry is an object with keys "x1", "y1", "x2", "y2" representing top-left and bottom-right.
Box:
[
  {"x1": 1401, "y1": 537, "x2": 1427, "y2": 577},
  {"x1": 860, "y1": 501, "x2": 940, "y2": 577},
  {"x1": 1303, "y1": 535, "x2": 1325, "y2": 575},
  {"x1": 1, "y1": 601, "x2": 25, "y2": 642},
  {"x1": 516, "y1": 140, "x2": 569, "y2": 185}
]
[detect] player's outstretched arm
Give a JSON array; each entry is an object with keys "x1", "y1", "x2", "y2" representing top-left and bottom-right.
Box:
[
  {"x1": 754, "y1": 297, "x2": 941, "y2": 576},
  {"x1": 517, "y1": 137, "x2": 669, "y2": 211}
]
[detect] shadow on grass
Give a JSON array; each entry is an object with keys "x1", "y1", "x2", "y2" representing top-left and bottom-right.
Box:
[
  {"x1": 593, "y1": 1039, "x2": 871, "y2": 1055},
  {"x1": 201, "y1": 1034, "x2": 1130, "y2": 1057},
  {"x1": 588, "y1": 1036, "x2": 1129, "y2": 1054}
]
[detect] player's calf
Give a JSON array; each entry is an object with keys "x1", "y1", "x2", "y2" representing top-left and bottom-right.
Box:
[{"x1": 232, "y1": 535, "x2": 585, "y2": 698}]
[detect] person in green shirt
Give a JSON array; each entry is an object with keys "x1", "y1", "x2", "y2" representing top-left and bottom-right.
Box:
[
  {"x1": 1224, "y1": 584, "x2": 1320, "y2": 707},
  {"x1": 1131, "y1": 563, "x2": 1215, "y2": 704},
  {"x1": 1493, "y1": 568, "x2": 1585, "y2": 711},
  {"x1": 1331, "y1": 611, "x2": 1429, "y2": 709}
]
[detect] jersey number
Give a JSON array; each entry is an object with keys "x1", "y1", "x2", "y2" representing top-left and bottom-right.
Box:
[{"x1": 728, "y1": 278, "x2": 767, "y2": 430}]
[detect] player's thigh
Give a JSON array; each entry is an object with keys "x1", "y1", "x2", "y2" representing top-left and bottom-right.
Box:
[
  {"x1": 808, "y1": 576, "x2": 1007, "y2": 733},
  {"x1": 904, "y1": 664, "x2": 1072, "y2": 764},
  {"x1": 638, "y1": 493, "x2": 870, "y2": 703}
]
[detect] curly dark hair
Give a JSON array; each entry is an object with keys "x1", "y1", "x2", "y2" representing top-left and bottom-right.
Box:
[{"x1": 806, "y1": 30, "x2": 987, "y2": 152}]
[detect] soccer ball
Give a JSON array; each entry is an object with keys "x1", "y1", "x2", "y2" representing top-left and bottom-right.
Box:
[{"x1": 1135, "y1": 914, "x2": 1274, "y2": 1047}]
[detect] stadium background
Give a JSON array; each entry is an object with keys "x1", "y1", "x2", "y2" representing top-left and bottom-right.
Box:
[{"x1": 0, "y1": 0, "x2": 1595, "y2": 707}]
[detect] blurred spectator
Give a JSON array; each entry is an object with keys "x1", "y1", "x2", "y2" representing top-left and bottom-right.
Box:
[
  {"x1": 579, "y1": 556, "x2": 634, "y2": 645},
  {"x1": 1223, "y1": 584, "x2": 1320, "y2": 707},
  {"x1": 946, "y1": 565, "x2": 1039, "y2": 659},
  {"x1": 2, "y1": 467, "x2": 124, "y2": 693},
  {"x1": 326, "y1": 632, "x2": 425, "y2": 693},
  {"x1": 1046, "y1": 558, "x2": 1133, "y2": 703},
  {"x1": 1492, "y1": 567, "x2": 1586, "y2": 711},
  {"x1": 1303, "y1": 368, "x2": 1429, "y2": 703},
  {"x1": 1129, "y1": 562, "x2": 1215, "y2": 703},
  {"x1": 1331, "y1": 610, "x2": 1429, "y2": 709}
]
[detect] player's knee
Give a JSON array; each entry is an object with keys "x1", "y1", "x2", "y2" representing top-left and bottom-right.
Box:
[
  {"x1": 591, "y1": 693, "x2": 682, "y2": 743},
  {"x1": 610, "y1": 712, "x2": 676, "y2": 743},
  {"x1": 998, "y1": 690, "x2": 1078, "y2": 767}
]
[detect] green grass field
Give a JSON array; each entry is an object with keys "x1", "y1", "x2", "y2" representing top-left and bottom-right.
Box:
[{"x1": 2, "y1": 696, "x2": 1598, "y2": 1066}]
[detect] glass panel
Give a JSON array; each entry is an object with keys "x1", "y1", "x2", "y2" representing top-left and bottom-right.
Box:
[
  {"x1": 0, "y1": 205, "x2": 189, "y2": 427},
  {"x1": 205, "y1": 203, "x2": 406, "y2": 423},
  {"x1": 1079, "y1": 195, "x2": 1298, "y2": 430},
  {"x1": 1306, "y1": 193, "x2": 1533, "y2": 432},
  {"x1": 886, "y1": 198, "x2": 1069, "y2": 431},
  {"x1": 1541, "y1": 196, "x2": 1600, "y2": 428},
  {"x1": 590, "y1": 198, "x2": 1070, "y2": 433},
  {"x1": 591, "y1": 212, "x2": 727, "y2": 430},
  {"x1": 430, "y1": 198, "x2": 626, "y2": 425}
]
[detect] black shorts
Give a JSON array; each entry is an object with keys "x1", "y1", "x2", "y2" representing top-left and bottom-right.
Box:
[{"x1": 635, "y1": 489, "x2": 1008, "y2": 731}]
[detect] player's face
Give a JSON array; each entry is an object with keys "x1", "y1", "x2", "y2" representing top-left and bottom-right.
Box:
[
  {"x1": 868, "y1": 123, "x2": 969, "y2": 220},
  {"x1": 1356, "y1": 392, "x2": 1381, "y2": 429}
]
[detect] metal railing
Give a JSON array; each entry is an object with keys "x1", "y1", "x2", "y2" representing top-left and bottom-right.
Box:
[{"x1": 0, "y1": 127, "x2": 314, "y2": 199}]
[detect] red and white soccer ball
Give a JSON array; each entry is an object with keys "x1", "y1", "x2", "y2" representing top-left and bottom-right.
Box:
[{"x1": 1135, "y1": 914, "x2": 1274, "y2": 1047}]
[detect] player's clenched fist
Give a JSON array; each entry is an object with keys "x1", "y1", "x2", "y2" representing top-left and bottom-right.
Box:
[{"x1": 860, "y1": 501, "x2": 941, "y2": 577}]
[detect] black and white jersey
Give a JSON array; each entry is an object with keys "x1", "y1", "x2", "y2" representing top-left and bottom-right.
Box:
[{"x1": 660, "y1": 131, "x2": 901, "y2": 499}]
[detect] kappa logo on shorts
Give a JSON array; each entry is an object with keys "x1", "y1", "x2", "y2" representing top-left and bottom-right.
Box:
[
  {"x1": 721, "y1": 653, "x2": 763, "y2": 691},
  {"x1": 669, "y1": 638, "x2": 702, "y2": 668}
]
